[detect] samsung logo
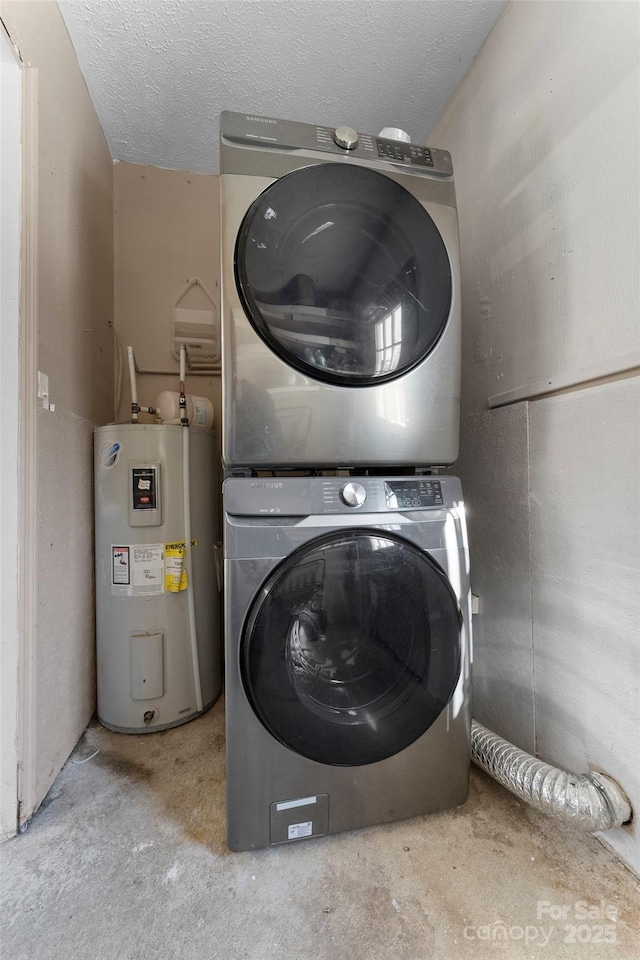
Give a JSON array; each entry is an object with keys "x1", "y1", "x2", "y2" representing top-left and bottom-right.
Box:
[
  {"x1": 246, "y1": 115, "x2": 277, "y2": 124},
  {"x1": 251, "y1": 481, "x2": 283, "y2": 488}
]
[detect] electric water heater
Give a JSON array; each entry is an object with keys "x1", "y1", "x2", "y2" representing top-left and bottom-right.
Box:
[{"x1": 94, "y1": 423, "x2": 221, "y2": 733}]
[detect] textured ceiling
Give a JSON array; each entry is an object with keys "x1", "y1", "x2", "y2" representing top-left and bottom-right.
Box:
[{"x1": 59, "y1": 0, "x2": 506, "y2": 174}]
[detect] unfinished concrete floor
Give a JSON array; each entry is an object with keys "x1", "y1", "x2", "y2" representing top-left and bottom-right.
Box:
[{"x1": 2, "y1": 698, "x2": 639, "y2": 960}]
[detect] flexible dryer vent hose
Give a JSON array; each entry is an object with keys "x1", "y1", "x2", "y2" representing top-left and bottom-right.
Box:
[{"x1": 471, "y1": 721, "x2": 632, "y2": 832}]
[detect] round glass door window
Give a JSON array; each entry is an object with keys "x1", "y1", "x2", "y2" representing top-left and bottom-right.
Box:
[
  {"x1": 235, "y1": 164, "x2": 452, "y2": 386},
  {"x1": 241, "y1": 530, "x2": 462, "y2": 766}
]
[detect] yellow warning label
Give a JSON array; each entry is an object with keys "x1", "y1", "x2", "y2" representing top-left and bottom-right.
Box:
[{"x1": 164, "y1": 542, "x2": 188, "y2": 592}]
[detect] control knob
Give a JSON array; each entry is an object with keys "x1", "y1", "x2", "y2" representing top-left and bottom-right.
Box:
[
  {"x1": 340, "y1": 481, "x2": 366, "y2": 508},
  {"x1": 334, "y1": 126, "x2": 359, "y2": 150}
]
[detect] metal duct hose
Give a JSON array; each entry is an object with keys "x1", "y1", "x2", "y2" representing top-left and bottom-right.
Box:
[{"x1": 471, "y1": 721, "x2": 632, "y2": 832}]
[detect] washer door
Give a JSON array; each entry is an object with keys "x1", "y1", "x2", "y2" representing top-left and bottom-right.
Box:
[
  {"x1": 235, "y1": 164, "x2": 452, "y2": 386},
  {"x1": 241, "y1": 529, "x2": 462, "y2": 766}
]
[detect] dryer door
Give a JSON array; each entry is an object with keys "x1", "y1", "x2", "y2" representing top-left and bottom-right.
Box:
[
  {"x1": 241, "y1": 529, "x2": 461, "y2": 766},
  {"x1": 235, "y1": 163, "x2": 452, "y2": 386}
]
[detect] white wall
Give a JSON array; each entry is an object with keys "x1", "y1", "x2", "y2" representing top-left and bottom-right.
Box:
[
  {"x1": 0, "y1": 0, "x2": 114, "y2": 821},
  {"x1": 0, "y1": 26, "x2": 22, "y2": 839},
  {"x1": 430, "y1": 1, "x2": 640, "y2": 873},
  {"x1": 435, "y1": 0, "x2": 639, "y2": 417},
  {"x1": 113, "y1": 161, "x2": 221, "y2": 439}
]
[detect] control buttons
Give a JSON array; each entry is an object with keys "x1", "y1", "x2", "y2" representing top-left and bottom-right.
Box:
[
  {"x1": 340, "y1": 482, "x2": 366, "y2": 508},
  {"x1": 376, "y1": 138, "x2": 434, "y2": 167},
  {"x1": 334, "y1": 126, "x2": 359, "y2": 150}
]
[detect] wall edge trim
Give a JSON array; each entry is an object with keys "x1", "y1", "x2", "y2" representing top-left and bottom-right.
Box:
[
  {"x1": 17, "y1": 64, "x2": 39, "y2": 829},
  {"x1": 488, "y1": 353, "x2": 640, "y2": 409}
]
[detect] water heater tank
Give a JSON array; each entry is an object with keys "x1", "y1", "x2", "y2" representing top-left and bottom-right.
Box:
[{"x1": 94, "y1": 423, "x2": 221, "y2": 733}]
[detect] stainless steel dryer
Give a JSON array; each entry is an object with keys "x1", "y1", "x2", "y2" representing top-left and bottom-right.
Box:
[
  {"x1": 220, "y1": 111, "x2": 462, "y2": 469},
  {"x1": 223, "y1": 475, "x2": 471, "y2": 851}
]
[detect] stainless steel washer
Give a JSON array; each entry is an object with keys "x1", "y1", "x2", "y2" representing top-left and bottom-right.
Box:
[
  {"x1": 223, "y1": 475, "x2": 472, "y2": 851},
  {"x1": 220, "y1": 111, "x2": 462, "y2": 469}
]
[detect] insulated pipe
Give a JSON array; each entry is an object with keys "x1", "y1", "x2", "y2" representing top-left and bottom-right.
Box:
[
  {"x1": 127, "y1": 346, "x2": 139, "y2": 422},
  {"x1": 110, "y1": 322, "x2": 123, "y2": 423},
  {"x1": 471, "y1": 721, "x2": 632, "y2": 832},
  {"x1": 180, "y1": 345, "x2": 203, "y2": 713}
]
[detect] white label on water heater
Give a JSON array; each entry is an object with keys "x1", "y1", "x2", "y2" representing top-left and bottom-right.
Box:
[
  {"x1": 112, "y1": 546, "x2": 130, "y2": 585},
  {"x1": 111, "y1": 543, "x2": 164, "y2": 596}
]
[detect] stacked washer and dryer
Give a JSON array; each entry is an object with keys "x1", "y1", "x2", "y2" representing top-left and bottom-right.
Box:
[{"x1": 219, "y1": 111, "x2": 471, "y2": 851}]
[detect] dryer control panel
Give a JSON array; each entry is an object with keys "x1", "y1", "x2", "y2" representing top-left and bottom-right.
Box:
[{"x1": 220, "y1": 110, "x2": 453, "y2": 178}]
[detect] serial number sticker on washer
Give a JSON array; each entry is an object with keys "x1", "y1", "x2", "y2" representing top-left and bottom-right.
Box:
[{"x1": 288, "y1": 821, "x2": 313, "y2": 840}]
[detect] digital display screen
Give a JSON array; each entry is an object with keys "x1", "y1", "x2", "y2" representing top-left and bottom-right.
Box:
[
  {"x1": 384, "y1": 479, "x2": 443, "y2": 509},
  {"x1": 376, "y1": 138, "x2": 434, "y2": 167}
]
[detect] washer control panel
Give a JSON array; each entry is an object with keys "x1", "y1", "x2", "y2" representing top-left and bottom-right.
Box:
[
  {"x1": 316, "y1": 477, "x2": 447, "y2": 513},
  {"x1": 221, "y1": 111, "x2": 453, "y2": 178}
]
